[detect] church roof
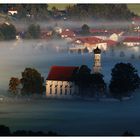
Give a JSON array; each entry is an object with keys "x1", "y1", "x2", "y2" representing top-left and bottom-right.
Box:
[
  {"x1": 123, "y1": 37, "x2": 140, "y2": 42},
  {"x1": 47, "y1": 66, "x2": 79, "y2": 81}
]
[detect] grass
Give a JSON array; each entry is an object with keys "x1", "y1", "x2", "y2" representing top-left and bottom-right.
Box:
[
  {"x1": 127, "y1": 4, "x2": 140, "y2": 16},
  {"x1": 48, "y1": 4, "x2": 74, "y2": 10}
]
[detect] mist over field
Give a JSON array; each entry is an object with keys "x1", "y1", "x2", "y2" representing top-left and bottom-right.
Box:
[
  {"x1": 0, "y1": 38, "x2": 140, "y2": 92},
  {"x1": 0, "y1": 18, "x2": 140, "y2": 135},
  {"x1": 12, "y1": 20, "x2": 132, "y2": 30}
]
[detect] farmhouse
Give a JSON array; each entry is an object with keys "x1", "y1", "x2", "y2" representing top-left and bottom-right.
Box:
[
  {"x1": 90, "y1": 29, "x2": 123, "y2": 41},
  {"x1": 8, "y1": 8, "x2": 18, "y2": 15},
  {"x1": 71, "y1": 36, "x2": 107, "y2": 52},
  {"x1": 123, "y1": 37, "x2": 140, "y2": 47},
  {"x1": 60, "y1": 28, "x2": 76, "y2": 41}
]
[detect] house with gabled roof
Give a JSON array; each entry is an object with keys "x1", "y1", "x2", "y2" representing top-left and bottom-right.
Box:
[
  {"x1": 60, "y1": 28, "x2": 76, "y2": 41},
  {"x1": 123, "y1": 37, "x2": 140, "y2": 47},
  {"x1": 46, "y1": 66, "x2": 79, "y2": 98},
  {"x1": 71, "y1": 36, "x2": 107, "y2": 52}
]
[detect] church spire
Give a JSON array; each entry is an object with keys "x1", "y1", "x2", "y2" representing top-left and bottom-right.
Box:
[{"x1": 93, "y1": 47, "x2": 101, "y2": 73}]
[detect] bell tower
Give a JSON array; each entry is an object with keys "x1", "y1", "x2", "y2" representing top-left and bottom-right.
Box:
[{"x1": 93, "y1": 47, "x2": 101, "y2": 73}]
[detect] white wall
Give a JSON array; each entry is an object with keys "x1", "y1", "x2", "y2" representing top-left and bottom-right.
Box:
[
  {"x1": 123, "y1": 42, "x2": 140, "y2": 47},
  {"x1": 109, "y1": 33, "x2": 119, "y2": 41},
  {"x1": 46, "y1": 80, "x2": 78, "y2": 98}
]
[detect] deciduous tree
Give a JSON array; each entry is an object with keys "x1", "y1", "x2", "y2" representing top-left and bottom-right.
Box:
[
  {"x1": 109, "y1": 63, "x2": 140, "y2": 100},
  {"x1": 20, "y1": 68, "x2": 44, "y2": 94},
  {"x1": 9, "y1": 77, "x2": 20, "y2": 94}
]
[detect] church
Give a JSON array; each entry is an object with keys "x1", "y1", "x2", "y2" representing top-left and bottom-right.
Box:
[{"x1": 46, "y1": 47, "x2": 102, "y2": 98}]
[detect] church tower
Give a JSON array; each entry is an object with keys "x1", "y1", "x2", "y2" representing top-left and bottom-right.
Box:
[{"x1": 93, "y1": 47, "x2": 101, "y2": 73}]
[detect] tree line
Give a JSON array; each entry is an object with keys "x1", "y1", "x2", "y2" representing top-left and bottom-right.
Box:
[
  {"x1": 9, "y1": 63, "x2": 140, "y2": 101},
  {"x1": 0, "y1": 22, "x2": 41, "y2": 40},
  {"x1": 0, "y1": 124, "x2": 135, "y2": 136},
  {"x1": 0, "y1": 124, "x2": 58, "y2": 136},
  {"x1": 9, "y1": 68, "x2": 45, "y2": 95},
  {"x1": 66, "y1": 4, "x2": 136, "y2": 20},
  {"x1": 0, "y1": 4, "x2": 138, "y2": 21}
]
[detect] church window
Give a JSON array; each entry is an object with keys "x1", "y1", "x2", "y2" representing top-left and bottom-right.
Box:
[
  {"x1": 55, "y1": 86, "x2": 57, "y2": 94},
  {"x1": 69, "y1": 86, "x2": 72, "y2": 95},
  {"x1": 60, "y1": 88, "x2": 62, "y2": 95},
  {"x1": 60, "y1": 85, "x2": 63, "y2": 95},
  {"x1": 65, "y1": 88, "x2": 67, "y2": 95},
  {"x1": 50, "y1": 88, "x2": 52, "y2": 94}
]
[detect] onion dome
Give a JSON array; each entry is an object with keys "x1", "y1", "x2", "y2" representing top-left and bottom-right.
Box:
[{"x1": 94, "y1": 47, "x2": 101, "y2": 54}]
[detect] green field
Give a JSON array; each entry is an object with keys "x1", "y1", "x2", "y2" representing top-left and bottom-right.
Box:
[
  {"x1": 48, "y1": 4, "x2": 74, "y2": 10},
  {"x1": 127, "y1": 4, "x2": 140, "y2": 16}
]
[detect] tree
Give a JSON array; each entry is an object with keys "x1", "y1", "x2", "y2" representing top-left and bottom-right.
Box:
[
  {"x1": 122, "y1": 131, "x2": 135, "y2": 136},
  {"x1": 131, "y1": 54, "x2": 135, "y2": 59},
  {"x1": 66, "y1": 4, "x2": 136, "y2": 20},
  {"x1": 9, "y1": 77, "x2": 20, "y2": 94},
  {"x1": 90, "y1": 73, "x2": 106, "y2": 98},
  {"x1": 109, "y1": 63, "x2": 140, "y2": 100},
  {"x1": 26, "y1": 24, "x2": 40, "y2": 39},
  {"x1": 120, "y1": 51, "x2": 125, "y2": 57},
  {"x1": 83, "y1": 47, "x2": 89, "y2": 53},
  {"x1": 20, "y1": 68, "x2": 44, "y2": 94},
  {"x1": 16, "y1": 4, "x2": 49, "y2": 20},
  {"x1": 0, "y1": 125, "x2": 11, "y2": 136},
  {"x1": 0, "y1": 23, "x2": 16, "y2": 40},
  {"x1": 0, "y1": 31, "x2": 4, "y2": 40},
  {"x1": 81, "y1": 24, "x2": 90, "y2": 35},
  {"x1": 74, "y1": 65, "x2": 91, "y2": 97}
]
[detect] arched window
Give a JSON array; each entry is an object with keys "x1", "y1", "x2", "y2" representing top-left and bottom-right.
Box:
[
  {"x1": 65, "y1": 85, "x2": 68, "y2": 95},
  {"x1": 50, "y1": 85, "x2": 52, "y2": 94},
  {"x1": 60, "y1": 85, "x2": 63, "y2": 95},
  {"x1": 69, "y1": 85, "x2": 72, "y2": 95},
  {"x1": 55, "y1": 85, "x2": 57, "y2": 94},
  {"x1": 50, "y1": 88, "x2": 52, "y2": 94}
]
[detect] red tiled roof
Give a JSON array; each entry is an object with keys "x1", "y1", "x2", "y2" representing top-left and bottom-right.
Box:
[
  {"x1": 8, "y1": 8, "x2": 17, "y2": 11},
  {"x1": 47, "y1": 66, "x2": 79, "y2": 81},
  {"x1": 132, "y1": 17, "x2": 140, "y2": 22},
  {"x1": 123, "y1": 37, "x2": 140, "y2": 42},
  {"x1": 75, "y1": 36, "x2": 103, "y2": 44},
  {"x1": 90, "y1": 29, "x2": 122, "y2": 34},
  {"x1": 61, "y1": 29, "x2": 75, "y2": 37},
  {"x1": 105, "y1": 40, "x2": 117, "y2": 46}
]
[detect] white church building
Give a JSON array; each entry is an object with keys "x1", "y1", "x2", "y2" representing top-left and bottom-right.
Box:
[
  {"x1": 46, "y1": 66, "x2": 79, "y2": 98},
  {"x1": 46, "y1": 47, "x2": 102, "y2": 98}
]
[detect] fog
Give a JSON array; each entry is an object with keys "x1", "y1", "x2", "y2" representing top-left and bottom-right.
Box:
[
  {"x1": 12, "y1": 20, "x2": 132, "y2": 31},
  {"x1": 0, "y1": 90, "x2": 140, "y2": 136},
  {"x1": 0, "y1": 39, "x2": 140, "y2": 92},
  {"x1": 0, "y1": 38, "x2": 140, "y2": 135}
]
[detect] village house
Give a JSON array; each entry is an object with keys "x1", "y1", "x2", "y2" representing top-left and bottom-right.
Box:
[
  {"x1": 90, "y1": 29, "x2": 123, "y2": 42},
  {"x1": 40, "y1": 29, "x2": 52, "y2": 40},
  {"x1": 123, "y1": 37, "x2": 140, "y2": 47},
  {"x1": 46, "y1": 66, "x2": 79, "y2": 98},
  {"x1": 70, "y1": 36, "x2": 107, "y2": 52},
  {"x1": 60, "y1": 28, "x2": 76, "y2": 41},
  {"x1": 8, "y1": 8, "x2": 18, "y2": 15}
]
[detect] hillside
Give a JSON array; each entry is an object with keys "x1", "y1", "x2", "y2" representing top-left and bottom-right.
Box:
[
  {"x1": 48, "y1": 4, "x2": 74, "y2": 10},
  {"x1": 48, "y1": 4, "x2": 140, "y2": 17},
  {"x1": 127, "y1": 4, "x2": 140, "y2": 16}
]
